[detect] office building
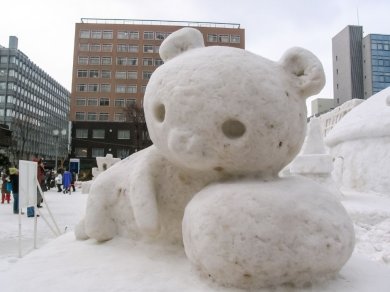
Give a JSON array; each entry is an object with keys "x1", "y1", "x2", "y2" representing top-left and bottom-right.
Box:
[
  {"x1": 0, "y1": 36, "x2": 70, "y2": 165},
  {"x1": 332, "y1": 25, "x2": 390, "y2": 107},
  {"x1": 70, "y1": 18, "x2": 245, "y2": 170},
  {"x1": 362, "y1": 34, "x2": 390, "y2": 97},
  {"x1": 332, "y1": 25, "x2": 364, "y2": 107}
]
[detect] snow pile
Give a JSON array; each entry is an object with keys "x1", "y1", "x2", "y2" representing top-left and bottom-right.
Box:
[
  {"x1": 183, "y1": 177, "x2": 354, "y2": 289},
  {"x1": 325, "y1": 87, "x2": 390, "y2": 194}
]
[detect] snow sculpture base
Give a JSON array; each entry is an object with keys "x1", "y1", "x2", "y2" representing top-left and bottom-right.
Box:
[
  {"x1": 182, "y1": 176, "x2": 355, "y2": 289},
  {"x1": 1, "y1": 233, "x2": 388, "y2": 292}
]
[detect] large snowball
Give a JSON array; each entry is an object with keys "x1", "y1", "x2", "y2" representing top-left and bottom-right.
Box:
[{"x1": 182, "y1": 176, "x2": 355, "y2": 289}]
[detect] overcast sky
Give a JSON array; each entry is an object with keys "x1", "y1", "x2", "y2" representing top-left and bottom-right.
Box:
[{"x1": 1, "y1": 0, "x2": 390, "y2": 108}]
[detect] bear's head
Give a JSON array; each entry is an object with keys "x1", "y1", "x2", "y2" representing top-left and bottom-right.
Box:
[{"x1": 144, "y1": 28, "x2": 325, "y2": 177}]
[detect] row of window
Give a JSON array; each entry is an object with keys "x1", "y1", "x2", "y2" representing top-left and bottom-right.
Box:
[
  {"x1": 75, "y1": 112, "x2": 129, "y2": 122},
  {"x1": 75, "y1": 147, "x2": 129, "y2": 159},
  {"x1": 77, "y1": 55, "x2": 162, "y2": 66},
  {"x1": 76, "y1": 82, "x2": 150, "y2": 93},
  {"x1": 0, "y1": 55, "x2": 68, "y2": 97},
  {"x1": 0, "y1": 83, "x2": 68, "y2": 117},
  {"x1": 75, "y1": 97, "x2": 136, "y2": 107},
  {"x1": 76, "y1": 128, "x2": 130, "y2": 139},
  {"x1": 371, "y1": 43, "x2": 390, "y2": 50},
  {"x1": 79, "y1": 43, "x2": 161, "y2": 54},
  {"x1": 79, "y1": 29, "x2": 241, "y2": 44}
]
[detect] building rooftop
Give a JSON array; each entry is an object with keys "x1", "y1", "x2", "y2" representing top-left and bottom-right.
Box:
[{"x1": 80, "y1": 18, "x2": 241, "y2": 29}]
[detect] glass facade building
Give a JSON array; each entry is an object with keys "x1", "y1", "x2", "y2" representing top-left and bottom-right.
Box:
[
  {"x1": 0, "y1": 36, "x2": 70, "y2": 163},
  {"x1": 363, "y1": 34, "x2": 390, "y2": 97}
]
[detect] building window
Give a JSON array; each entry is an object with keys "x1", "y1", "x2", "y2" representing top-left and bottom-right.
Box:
[
  {"x1": 88, "y1": 112, "x2": 97, "y2": 121},
  {"x1": 79, "y1": 43, "x2": 89, "y2": 51},
  {"x1": 90, "y1": 57, "x2": 100, "y2": 65},
  {"x1": 219, "y1": 35, "x2": 229, "y2": 43},
  {"x1": 76, "y1": 84, "x2": 87, "y2": 92},
  {"x1": 88, "y1": 98, "x2": 98, "y2": 106},
  {"x1": 101, "y1": 84, "x2": 111, "y2": 92},
  {"x1": 88, "y1": 84, "x2": 99, "y2": 92},
  {"x1": 115, "y1": 99, "x2": 125, "y2": 107},
  {"x1": 126, "y1": 98, "x2": 136, "y2": 106},
  {"x1": 115, "y1": 71, "x2": 127, "y2": 79},
  {"x1": 101, "y1": 70, "x2": 111, "y2": 78},
  {"x1": 91, "y1": 30, "x2": 102, "y2": 39},
  {"x1": 127, "y1": 85, "x2": 137, "y2": 93},
  {"x1": 75, "y1": 147, "x2": 88, "y2": 157},
  {"x1": 155, "y1": 59, "x2": 163, "y2": 66},
  {"x1": 117, "y1": 148, "x2": 129, "y2": 158},
  {"x1": 101, "y1": 57, "x2": 112, "y2": 65},
  {"x1": 90, "y1": 44, "x2": 101, "y2": 52},
  {"x1": 141, "y1": 85, "x2": 147, "y2": 93},
  {"x1": 129, "y1": 45, "x2": 138, "y2": 53},
  {"x1": 92, "y1": 148, "x2": 105, "y2": 157},
  {"x1": 114, "y1": 113, "x2": 125, "y2": 121},
  {"x1": 116, "y1": 85, "x2": 126, "y2": 93},
  {"x1": 102, "y1": 30, "x2": 113, "y2": 39},
  {"x1": 230, "y1": 35, "x2": 240, "y2": 43},
  {"x1": 129, "y1": 31, "x2": 139, "y2": 40},
  {"x1": 92, "y1": 129, "x2": 105, "y2": 139},
  {"x1": 76, "y1": 98, "x2": 86, "y2": 106},
  {"x1": 100, "y1": 98, "x2": 109, "y2": 106},
  {"x1": 77, "y1": 70, "x2": 88, "y2": 78},
  {"x1": 208, "y1": 34, "x2": 218, "y2": 42},
  {"x1": 155, "y1": 32, "x2": 167, "y2": 40},
  {"x1": 117, "y1": 31, "x2": 129, "y2": 39},
  {"x1": 80, "y1": 30, "x2": 90, "y2": 38},
  {"x1": 128, "y1": 58, "x2": 138, "y2": 66},
  {"x1": 75, "y1": 129, "x2": 88, "y2": 138},
  {"x1": 75, "y1": 112, "x2": 85, "y2": 121},
  {"x1": 128, "y1": 71, "x2": 137, "y2": 79},
  {"x1": 102, "y1": 44, "x2": 113, "y2": 52},
  {"x1": 154, "y1": 46, "x2": 160, "y2": 53},
  {"x1": 117, "y1": 57, "x2": 127, "y2": 65},
  {"x1": 117, "y1": 44, "x2": 128, "y2": 52},
  {"x1": 118, "y1": 130, "x2": 130, "y2": 139},
  {"x1": 143, "y1": 58, "x2": 153, "y2": 66},
  {"x1": 143, "y1": 45, "x2": 154, "y2": 53},
  {"x1": 78, "y1": 57, "x2": 88, "y2": 65},
  {"x1": 143, "y1": 71, "x2": 153, "y2": 80},
  {"x1": 143, "y1": 31, "x2": 154, "y2": 40},
  {"x1": 89, "y1": 70, "x2": 99, "y2": 78},
  {"x1": 99, "y1": 113, "x2": 109, "y2": 121}
]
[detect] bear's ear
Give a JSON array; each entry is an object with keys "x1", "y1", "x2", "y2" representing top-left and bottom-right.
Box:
[
  {"x1": 279, "y1": 47, "x2": 325, "y2": 99},
  {"x1": 159, "y1": 27, "x2": 205, "y2": 62}
]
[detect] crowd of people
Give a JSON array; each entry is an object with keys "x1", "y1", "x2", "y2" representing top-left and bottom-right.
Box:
[{"x1": 0, "y1": 155, "x2": 77, "y2": 216}]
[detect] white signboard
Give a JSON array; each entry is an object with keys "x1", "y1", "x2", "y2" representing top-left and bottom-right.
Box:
[{"x1": 19, "y1": 160, "x2": 37, "y2": 208}]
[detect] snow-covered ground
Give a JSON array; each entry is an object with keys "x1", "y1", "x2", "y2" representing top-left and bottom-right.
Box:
[{"x1": 0, "y1": 187, "x2": 389, "y2": 291}]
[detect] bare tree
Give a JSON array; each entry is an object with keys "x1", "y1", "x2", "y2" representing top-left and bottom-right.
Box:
[
  {"x1": 8, "y1": 116, "x2": 31, "y2": 165},
  {"x1": 122, "y1": 102, "x2": 150, "y2": 152}
]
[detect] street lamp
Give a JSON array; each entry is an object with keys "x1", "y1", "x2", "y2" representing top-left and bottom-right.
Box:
[{"x1": 53, "y1": 129, "x2": 67, "y2": 171}]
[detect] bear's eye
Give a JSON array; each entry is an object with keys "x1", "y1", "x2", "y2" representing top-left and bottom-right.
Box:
[
  {"x1": 221, "y1": 119, "x2": 246, "y2": 139},
  {"x1": 154, "y1": 103, "x2": 165, "y2": 123}
]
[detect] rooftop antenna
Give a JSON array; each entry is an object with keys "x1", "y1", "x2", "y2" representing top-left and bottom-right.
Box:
[{"x1": 356, "y1": 6, "x2": 360, "y2": 26}]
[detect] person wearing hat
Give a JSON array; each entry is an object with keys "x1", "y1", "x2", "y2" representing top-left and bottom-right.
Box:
[{"x1": 9, "y1": 167, "x2": 23, "y2": 214}]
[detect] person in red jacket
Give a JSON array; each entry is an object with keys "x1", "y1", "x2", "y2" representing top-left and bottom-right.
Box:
[
  {"x1": 32, "y1": 155, "x2": 45, "y2": 208},
  {"x1": 1, "y1": 171, "x2": 11, "y2": 204}
]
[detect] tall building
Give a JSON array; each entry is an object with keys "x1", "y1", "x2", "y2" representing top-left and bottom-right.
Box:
[
  {"x1": 70, "y1": 18, "x2": 245, "y2": 170},
  {"x1": 332, "y1": 25, "x2": 364, "y2": 107},
  {"x1": 0, "y1": 36, "x2": 70, "y2": 165},
  {"x1": 362, "y1": 34, "x2": 390, "y2": 97},
  {"x1": 332, "y1": 25, "x2": 390, "y2": 107}
]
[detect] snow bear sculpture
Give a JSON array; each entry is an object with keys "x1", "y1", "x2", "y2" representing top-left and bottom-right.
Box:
[
  {"x1": 75, "y1": 27, "x2": 355, "y2": 289},
  {"x1": 75, "y1": 27, "x2": 326, "y2": 245}
]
